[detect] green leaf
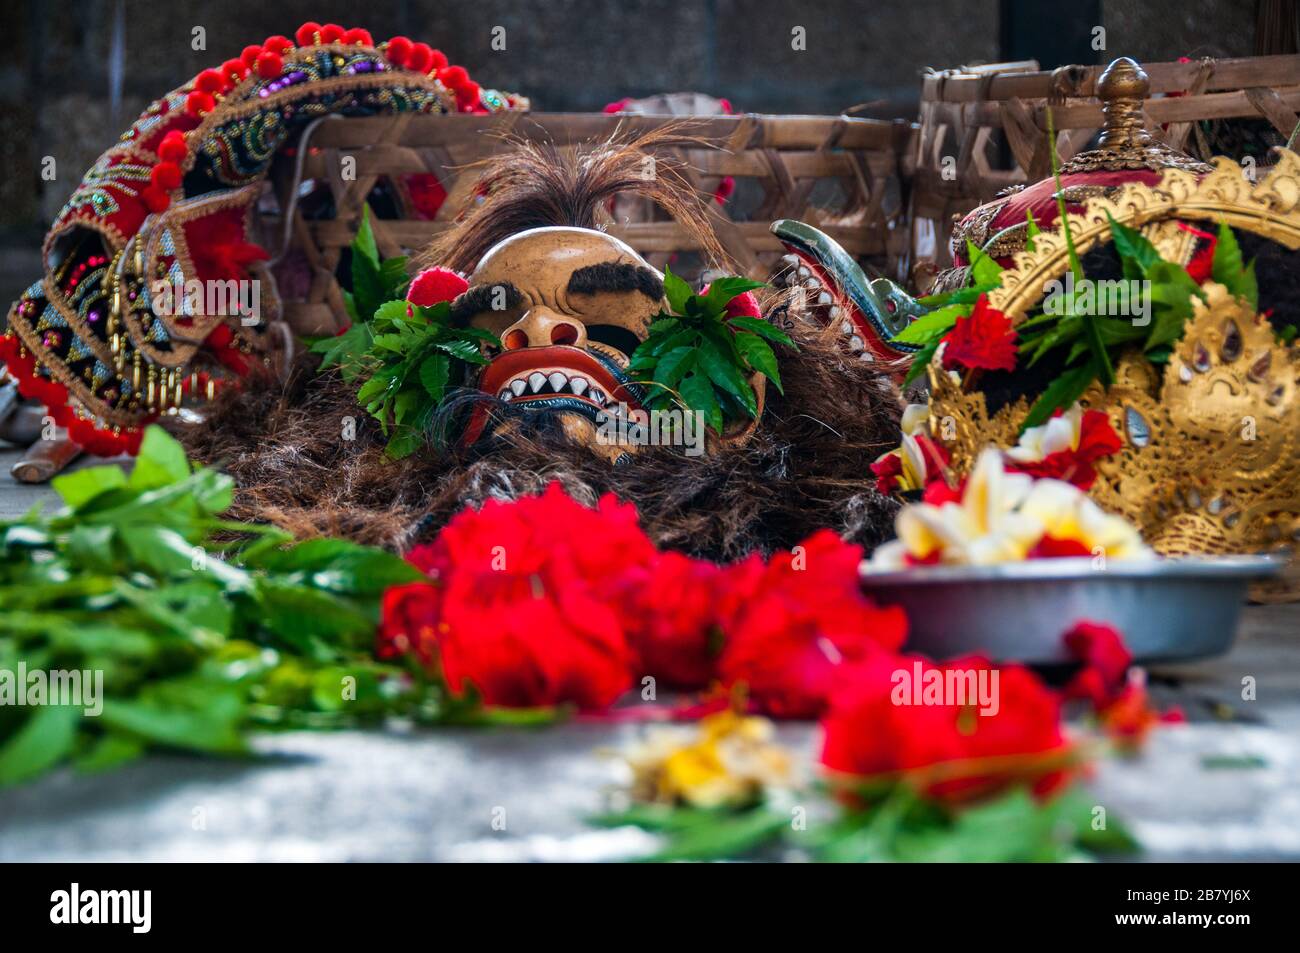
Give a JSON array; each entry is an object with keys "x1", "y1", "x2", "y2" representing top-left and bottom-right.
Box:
[
  {"x1": 1025, "y1": 209, "x2": 1040, "y2": 252},
  {"x1": 353, "y1": 205, "x2": 380, "y2": 270},
  {"x1": 102, "y1": 688, "x2": 247, "y2": 755},
  {"x1": 0, "y1": 704, "x2": 81, "y2": 785},
  {"x1": 702, "y1": 276, "x2": 767, "y2": 314},
  {"x1": 891, "y1": 303, "x2": 963, "y2": 345},
  {"x1": 903, "y1": 341, "x2": 940, "y2": 388},
  {"x1": 128, "y1": 425, "x2": 192, "y2": 491},
  {"x1": 52, "y1": 465, "x2": 127, "y2": 511},
  {"x1": 697, "y1": 340, "x2": 757, "y2": 415},
  {"x1": 433, "y1": 336, "x2": 488, "y2": 365},
  {"x1": 654, "y1": 346, "x2": 696, "y2": 390},
  {"x1": 1022, "y1": 360, "x2": 1097, "y2": 430},
  {"x1": 967, "y1": 239, "x2": 1004, "y2": 288},
  {"x1": 735, "y1": 331, "x2": 782, "y2": 395},
  {"x1": 309, "y1": 321, "x2": 374, "y2": 381},
  {"x1": 419, "y1": 353, "x2": 450, "y2": 402},
  {"x1": 662, "y1": 266, "x2": 694, "y2": 316},
  {"x1": 75, "y1": 732, "x2": 146, "y2": 774},
  {"x1": 1108, "y1": 212, "x2": 1162, "y2": 279},
  {"x1": 1211, "y1": 219, "x2": 1245, "y2": 294},
  {"x1": 917, "y1": 283, "x2": 999, "y2": 308},
  {"x1": 379, "y1": 256, "x2": 410, "y2": 299},
  {"x1": 727, "y1": 315, "x2": 795, "y2": 347},
  {"x1": 680, "y1": 371, "x2": 723, "y2": 433},
  {"x1": 1239, "y1": 259, "x2": 1258, "y2": 310}
]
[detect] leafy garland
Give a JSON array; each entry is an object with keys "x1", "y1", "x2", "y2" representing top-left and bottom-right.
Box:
[
  {"x1": 310, "y1": 208, "x2": 499, "y2": 459},
  {"x1": 0, "y1": 427, "x2": 545, "y2": 786},
  {"x1": 895, "y1": 194, "x2": 1262, "y2": 430},
  {"x1": 627, "y1": 269, "x2": 793, "y2": 434}
]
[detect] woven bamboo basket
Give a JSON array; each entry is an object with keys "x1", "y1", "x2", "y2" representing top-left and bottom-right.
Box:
[
  {"x1": 263, "y1": 112, "x2": 916, "y2": 336},
  {"x1": 908, "y1": 53, "x2": 1300, "y2": 282}
]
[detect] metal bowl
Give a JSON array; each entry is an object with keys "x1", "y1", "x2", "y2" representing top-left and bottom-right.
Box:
[{"x1": 859, "y1": 556, "x2": 1284, "y2": 665}]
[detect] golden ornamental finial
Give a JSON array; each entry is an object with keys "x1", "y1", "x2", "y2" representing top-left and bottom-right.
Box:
[
  {"x1": 1095, "y1": 57, "x2": 1151, "y2": 151},
  {"x1": 1059, "y1": 56, "x2": 1211, "y2": 175}
]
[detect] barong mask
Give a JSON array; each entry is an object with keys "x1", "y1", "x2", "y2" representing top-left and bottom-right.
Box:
[{"x1": 421, "y1": 133, "x2": 767, "y2": 457}]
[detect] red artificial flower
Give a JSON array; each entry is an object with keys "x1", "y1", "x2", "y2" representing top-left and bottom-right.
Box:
[
  {"x1": 407, "y1": 267, "x2": 468, "y2": 307},
  {"x1": 820, "y1": 653, "x2": 1074, "y2": 804},
  {"x1": 871, "y1": 433, "x2": 953, "y2": 497},
  {"x1": 940, "y1": 295, "x2": 1018, "y2": 373},
  {"x1": 1026, "y1": 535, "x2": 1093, "y2": 559},
  {"x1": 1061, "y1": 621, "x2": 1182, "y2": 748},
  {"x1": 376, "y1": 582, "x2": 443, "y2": 666},
  {"x1": 920, "y1": 476, "x2": 964, "y2": 506},
  {"x1": 1095, "y1": 673, "x2": 1185, "y2": 749},
  {"x1": 1062, "y1": 620, "x2": 1132, "y2": 706},
  {"x1": 1009, "y1": 409, "x2": 1122, "y2": 490},
  {"x1": 870, "y1": 451, "x2": 904, "y2": 495},
  {"x1": 718, "y1": 530, "x2": 908, "y2": 718},
  {"x1": 1180, "y1": 222, "x2": 1217, "y2": 284},
  {"x1": 617, "y1": 552, "x2": 723, "y2": 690},
  {"x1": 389, "y1": 483, "x2": 658, "y2": 709},
  {"x1": 436, "y1": 573, "x2": 631, "y2": 710}
]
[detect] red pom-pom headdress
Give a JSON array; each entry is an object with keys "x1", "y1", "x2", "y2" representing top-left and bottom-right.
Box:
[{"x1": 3, "y1": 23, "x2": 528, "y2": 456}]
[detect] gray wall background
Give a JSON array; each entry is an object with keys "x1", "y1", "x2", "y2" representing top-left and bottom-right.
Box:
[{"x1": 0, "y1": 0, "x2": 1258, "y2": 280}]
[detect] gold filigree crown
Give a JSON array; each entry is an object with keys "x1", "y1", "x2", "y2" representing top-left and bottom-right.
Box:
[{"x1": 928, "y1": 151, "x2": 1300, "y2": 600}]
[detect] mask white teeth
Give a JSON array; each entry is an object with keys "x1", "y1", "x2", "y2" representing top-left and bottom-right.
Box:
[
  {"x1": 840, "y1": 320, "x2": 853, "y2": 334},
  {"x1": 817, "y1": 291, "x2": 833, "y2": 306},
  {"x1": 528, "y1": 371, "x2": 548, "y2": 393},
  {"x1": 802, "y1": 277, "x2": 820, "y2": 291},
  {"x1": 590, "y1": 388, "x2": 605, "y2": 405},
  {"x1": 498, "y1": 388, "x2": 510, "y2": 400},
  {"x1": 859, "y1": 350, "x2": 874, "y2": 362},
  {"x1": 570, "y1": 376, "x2": 589, "y2": 396},
  {"x1": 509, "y1": 379, "x2": 527, "y2": 396},
  {"x1": 797, "y1": 265, "x2": 810, "y2": 279},
  {"x1": 548, "y1": 371, "x2": 568, "y2": 392},
  {"x1": 829, "y1": 305, "x2": 842, "y2": 319},
  {"x1": 849, "y1": 335, "x2": 865, "y2": 352}
]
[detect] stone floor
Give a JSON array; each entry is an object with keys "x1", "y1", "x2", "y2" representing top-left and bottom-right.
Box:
[{"x1": 1, "y1": 444, "x2": 1297, "y2": 862}]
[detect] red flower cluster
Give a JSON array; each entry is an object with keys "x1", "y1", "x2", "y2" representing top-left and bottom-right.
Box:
[
  {"x1": 378, "y1": 485, "x2": 906, "y2": 716},
  {"x1": 940, "y1": 296, "x2": 1018, "y2": 373},
  {"x1": 820, "y1": 653, "x2": 1073, "y2": 804},
  {"x1": 717, "y1": 530, "x2": 907, "y2": 718},
  {"x1": 381, "y1": 484, "x2": 652, "y2": 709},
  {"x1": 375, "y1": 486, "x2": 1183, "y2": 808}
]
